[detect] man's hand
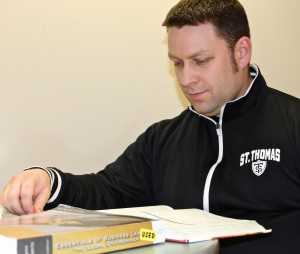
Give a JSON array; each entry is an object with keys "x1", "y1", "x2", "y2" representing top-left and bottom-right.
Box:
[{"x1": 0, "y1": 168, "x2": 51, "y2": 215}]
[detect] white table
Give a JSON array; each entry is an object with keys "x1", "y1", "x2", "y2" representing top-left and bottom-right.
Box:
[{"x1": 111, "y1": 240, "x2": 219, "y2": 254}]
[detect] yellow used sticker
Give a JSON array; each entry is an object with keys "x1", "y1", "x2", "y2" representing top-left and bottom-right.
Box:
[{"x1": 140, "y1": 228, "x2": 156, "y2": 242}]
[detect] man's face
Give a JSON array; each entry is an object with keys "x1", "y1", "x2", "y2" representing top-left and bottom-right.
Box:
[{"x1": 168, "y1": 23, "x2": 247, "y2": 117}]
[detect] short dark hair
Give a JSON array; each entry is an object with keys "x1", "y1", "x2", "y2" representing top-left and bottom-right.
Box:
[{"x1": 162, "y1": 0, "x2": 251, "y2": 53}]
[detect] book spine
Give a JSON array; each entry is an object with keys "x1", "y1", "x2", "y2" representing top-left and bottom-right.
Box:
[
  {"x1": 51, "y1": 221, "x2": 164, "y2": 254},
  {"x1": 18, "y1": 236, "x2": 52, "y2": 254}
]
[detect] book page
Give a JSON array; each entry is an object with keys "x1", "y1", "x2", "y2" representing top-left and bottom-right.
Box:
[
  {"x1": 146, "y1": 208, "x2": 250, "y2": 225},
  {"x1": 148, "y1": 209, "x2": 271, "y2": 242},
  {"x1": 0, "y1": 205, "x2": 13, "y2": 219},
  {"x1": 99, "y1": 205, "x2": 174, "y2": 220},
  {"x1": 99, "y1": 206, "x2": 271, "y2": 243}
]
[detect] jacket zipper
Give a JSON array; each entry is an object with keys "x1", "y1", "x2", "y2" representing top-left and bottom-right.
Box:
[
  {"x1": 203, "y1": 108, "x2": 225, "y2": 212},
  {"x1": 189, "y1": 65, "x2": 259, "y2": 212}
]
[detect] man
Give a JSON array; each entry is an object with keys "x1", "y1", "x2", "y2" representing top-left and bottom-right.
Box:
[{"x1": 2, "y1": 0, "x2": 300, "y2": 253}]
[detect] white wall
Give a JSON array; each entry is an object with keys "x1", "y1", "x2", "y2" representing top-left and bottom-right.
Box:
[
  {"x1": 241, "y1": 0, "x2": 300, "y2": 96},
  {"x1": 0, "y1": 0, "x2": 299, "y2": 191}
]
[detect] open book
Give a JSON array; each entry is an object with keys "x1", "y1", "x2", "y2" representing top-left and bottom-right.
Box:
[
  {"x1": 100, "y1": 205, "x2": 271, "y2": 243},
  {"x1": 0, "y1": 205, "x2": 164, "y2": 254}
]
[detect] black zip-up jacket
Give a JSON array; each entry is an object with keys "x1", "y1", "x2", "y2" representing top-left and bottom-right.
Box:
[{"x1": 46, "y1": 65, "x2": 300, "y2": 253}]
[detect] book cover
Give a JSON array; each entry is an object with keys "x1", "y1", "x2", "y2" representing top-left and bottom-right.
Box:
[{"x1": 0, "y1": 205, "x2": 165, "y2": 254}]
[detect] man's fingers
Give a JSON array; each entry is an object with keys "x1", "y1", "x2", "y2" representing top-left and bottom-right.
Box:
[
  {"x1": 2, "y1": 175, "x2": 26, "y2": 215},
  {"x1": 0, "y1": 169, "x2": 51, "y2": 215},
  {"x1": 22, "y1": 170, "x2": 51, "y2": 214},
  {"x1": 33, "y1": 192, "x2": 50, "y2": 213},
  {"x1": 32, "y1": 170, "x2": 51, "y2": 213},
  {"x1": 19, "y1": 180, "x2": 36, "y2": 214}
]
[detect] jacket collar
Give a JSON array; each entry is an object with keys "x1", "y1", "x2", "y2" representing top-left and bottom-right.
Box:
[{"x1": 188, "y1": 64, "x2": 270, "y2": 121}]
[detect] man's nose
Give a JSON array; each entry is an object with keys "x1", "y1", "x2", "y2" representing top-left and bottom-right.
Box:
[{"x1": 180, "y1": 65, "x2": 197, "y2": 87}]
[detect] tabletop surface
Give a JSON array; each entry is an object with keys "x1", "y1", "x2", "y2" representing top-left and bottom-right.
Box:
[{"x1": 111, "y1": 240, "x2": 220, "y2": 254}]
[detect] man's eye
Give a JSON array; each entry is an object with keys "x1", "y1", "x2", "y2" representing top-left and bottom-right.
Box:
[
  {"x1": 196, "y1": 57, "x2": 212, "y2": 65},
  {"x1": 196, "y1": 59, "x2": 206, "y2": 64},
  {"x1": 174, "y1": 61, "x2": 183, "y2": 67}
]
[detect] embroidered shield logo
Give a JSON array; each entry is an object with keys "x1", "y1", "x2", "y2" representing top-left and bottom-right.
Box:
[{"x1": 252, "y1": 160, "x2": 267, "y2": 176}]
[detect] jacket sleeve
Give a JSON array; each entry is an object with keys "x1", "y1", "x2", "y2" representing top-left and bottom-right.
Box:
[{"x1": 44, "y1": 125, "x2": 157, "y2": 211}]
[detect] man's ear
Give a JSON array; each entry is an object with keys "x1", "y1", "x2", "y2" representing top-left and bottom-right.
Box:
[{"x1": 235, "y1": 36, "x2": 252, "y2": 69}]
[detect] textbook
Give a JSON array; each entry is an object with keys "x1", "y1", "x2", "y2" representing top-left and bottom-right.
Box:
[
  {"x1": 100, "y1": 205, "x2": 271, "y2": 243},
  {"x1": 0, "y1": 205, "x2": 164, "y2": 254}
]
